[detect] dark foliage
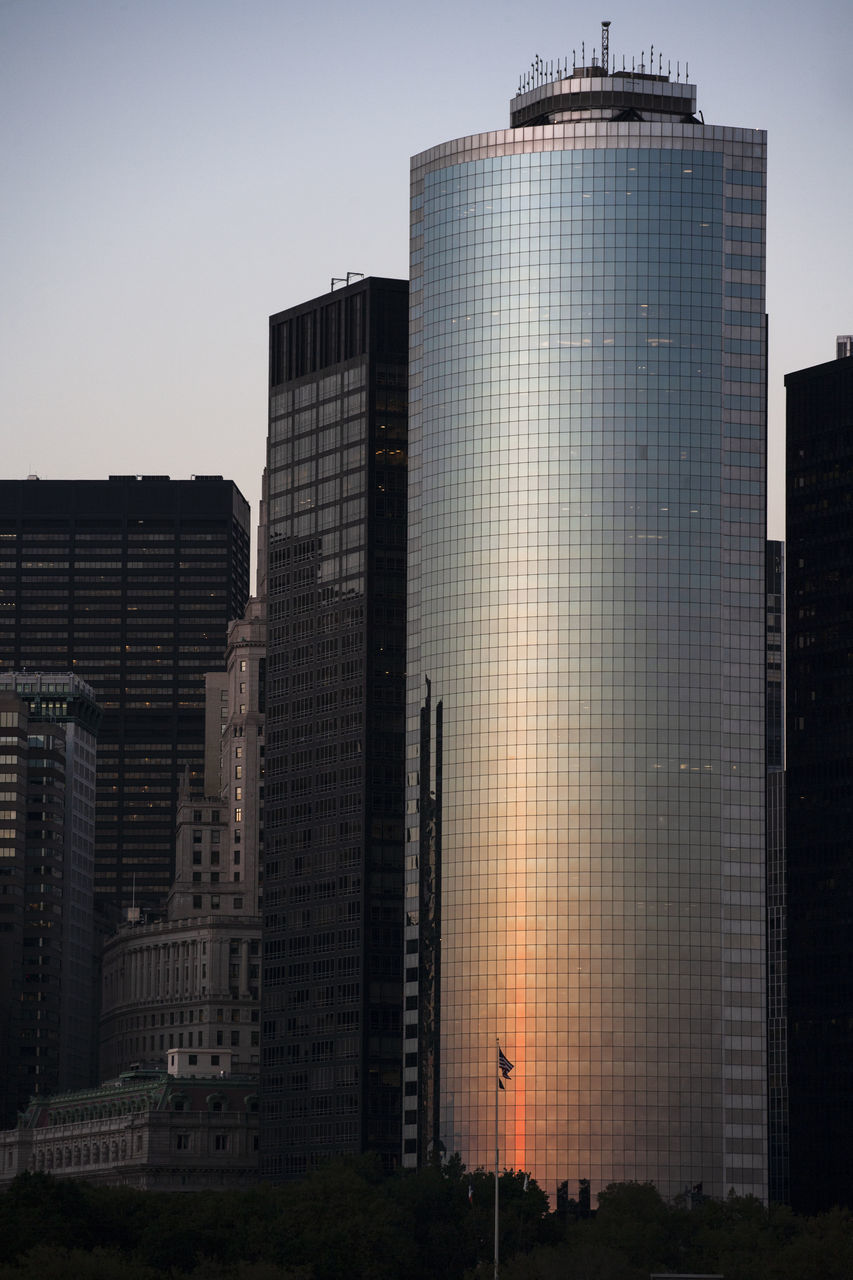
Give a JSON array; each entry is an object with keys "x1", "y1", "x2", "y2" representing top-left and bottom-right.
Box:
[{"x1": 0, "y1": 1164, "x2": 852, "y2": 1279}]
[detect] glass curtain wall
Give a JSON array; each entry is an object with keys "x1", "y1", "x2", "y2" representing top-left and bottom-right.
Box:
[{"x1": 405, "y1": 121, "x2": 767, "y2": 1201}]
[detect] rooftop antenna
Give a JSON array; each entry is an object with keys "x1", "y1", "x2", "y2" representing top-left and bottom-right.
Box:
[
  {"x1": 650, "y1": 44, "x2": 654, "y2": 71},
  {"x1": 601, "y1": 20, "x2": 610, "y2": 73},
  {"x1": 686, "y1": 61, "x2": 689, "y2": 80},
  {"x1": 582, "y1": 41, "x2": 585, "y2": 65}
]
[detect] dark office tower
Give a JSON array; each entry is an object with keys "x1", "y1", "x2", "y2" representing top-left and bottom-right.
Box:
[
  {"x1": 765, "y1": 541, "x2": 788, "y2": 1204},
  {"x1": 0, "y1": 478, "x2": 250, "y2": 912},
  {"x1": 0, "y1": 675, "x2": 101, "y2": 1118},
  {"x1": 0, "y1": 693, "x2": 27, "y2": 1125},
  {"x1": 262, "y1": 277, "x2": 408, "y2": 1178},
  {"x1": 786, "y1": 351, "x2": 853, "y2": 1213},
  {"x1": 405, "y1": 29, "x2": 768, "y2": 1201}
]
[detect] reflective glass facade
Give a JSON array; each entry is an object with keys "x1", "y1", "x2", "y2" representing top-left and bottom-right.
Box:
[{"x1": 405, "y1": 82, "x2": 767, "y2": 1200}]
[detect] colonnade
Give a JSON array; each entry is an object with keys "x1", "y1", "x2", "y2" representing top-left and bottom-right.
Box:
[{"x1": 105, "y1": 931, "x2": 256, "y2": 1014}]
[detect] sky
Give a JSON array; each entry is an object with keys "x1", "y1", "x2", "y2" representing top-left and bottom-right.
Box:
[{"x1": 2, "y1": 0, "x2": 852, "y2": 556}]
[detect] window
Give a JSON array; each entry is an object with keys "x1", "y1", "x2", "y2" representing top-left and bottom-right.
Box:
[
  {"x1": 176, "y1": 1133, "x2": 191, "y2": 1150},
  {"x1": 214, "y1": 1134, "x2": 229, "y2": 1151},
  {"x1": 193, "y1": 895, "x2": 202, "y2": 910}
]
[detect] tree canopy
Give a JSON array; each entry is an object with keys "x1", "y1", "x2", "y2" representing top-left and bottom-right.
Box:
[{"x1": 0, "y1": 1162, "x2": 851, "y2": 1279}]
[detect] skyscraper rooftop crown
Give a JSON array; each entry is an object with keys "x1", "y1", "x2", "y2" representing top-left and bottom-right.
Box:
[{"x1": 512, "y1": 22, "x2": 698, "y2": 127}]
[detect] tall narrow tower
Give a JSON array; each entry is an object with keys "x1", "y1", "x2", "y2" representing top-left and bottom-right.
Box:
[
  {"x1": 405, "y1": 35, "x2": 767, "y2": 1200},
  {"x1": 262, "y1": 277, "x2": 408, "y2": 1177}
]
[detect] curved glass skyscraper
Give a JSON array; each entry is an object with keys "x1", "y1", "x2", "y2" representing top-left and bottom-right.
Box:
[{"x1": 404, "y1": 41, "x2": 767, "y2": 1201}]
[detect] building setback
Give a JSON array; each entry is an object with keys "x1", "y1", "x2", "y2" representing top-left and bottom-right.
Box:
[
  {"x1": 405, "y1": 30, "x2": 767, "y2": 1200},
  {"x1": 262, "y1": 276, "x2": 408, "y2": 1177},
  {"x1": 785, "y1": 349, "x2": 853, "y2": 1212},
  {"x1": 0, "y1": 477, "x2": 250, "y2": 913}
]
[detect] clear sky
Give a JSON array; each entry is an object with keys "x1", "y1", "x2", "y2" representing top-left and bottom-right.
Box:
[{"x1": 2, "y1": 0, "x2": 851, "y2": 552}]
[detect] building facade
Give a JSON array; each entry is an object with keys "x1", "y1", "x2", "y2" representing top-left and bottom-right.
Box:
[
  {"x1": 100, "y1": 586, "x2": 266, "y2": 1081},
  {"x1": 405, "y1": 36, "x2": 767, "y2": 1200},
  {"x1": 0, "y1": 1068, "x2": 259, "y2": 1192},
  {"x1": 785, "y1": 349, "x2": 853, "y2": 1212},
  {"x1": 765, "y1": 541, "x2": 787, "y2": 1204},
  {"x1": 0, "y1": 675, "x2": 102, "y2": 1121},
  {"x1": 262, "y1": 276, "x2": 408, "y2": 1177},
  {"x1": 0, "y1": 476, "x2": 250, "y2": 913}
]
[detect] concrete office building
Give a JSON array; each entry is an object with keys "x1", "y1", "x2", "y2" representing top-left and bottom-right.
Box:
[
  {"x1": 262, "y1": 276, "x2": 408, "y2": 1177},
  {"x1": 0, "y1": 476, "x2": 250, "y2": 913},
  {"x1": 786, "y1": 346, "x2": 853, "y2": 1212},
  {"x1": 404, "y1": 27, "x2": 767, "y2": 1200}
]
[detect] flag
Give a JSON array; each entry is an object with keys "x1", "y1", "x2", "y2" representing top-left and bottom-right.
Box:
[
  {"x1": 498, "y1": 1049, "x2": 514, "y2": 1079},
  {"x1": 468, "y1": 1180, "x2": 474, "y2": 1204},
  {"x1": 523, "y1": 1173, "x2": 529, "y2": 1192}
]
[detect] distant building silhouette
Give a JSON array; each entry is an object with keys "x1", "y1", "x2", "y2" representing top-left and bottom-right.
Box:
[{"x1": 786, "y1": 347, "x2": 853, "y2": 1212}]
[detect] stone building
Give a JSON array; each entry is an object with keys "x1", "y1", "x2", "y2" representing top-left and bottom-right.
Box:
[
  {"x1": 0, "y1": 1066, "x2": 259, "y2": 1191},
  {"x1": 99, "y1": 528, "x2": 266, "y2": 1080}
]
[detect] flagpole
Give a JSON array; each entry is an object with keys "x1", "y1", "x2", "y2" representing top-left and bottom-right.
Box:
[{"x1": 494, "y1": 1038, "x2": 500, "y2": 1280}]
